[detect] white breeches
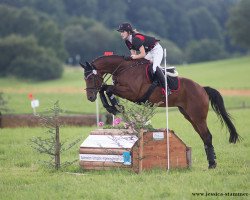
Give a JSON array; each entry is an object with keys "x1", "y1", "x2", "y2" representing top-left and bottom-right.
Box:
[{"x1": 144, "y1": 43, "x2": 163, "y2": 72}]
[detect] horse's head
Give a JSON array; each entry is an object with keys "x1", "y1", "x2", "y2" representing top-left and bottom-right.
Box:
[
  {"x1": 81, "y1": 55, "x2": 134, "y2": 102},
  {"x1": 80, "y1": 61, "x2": 103, "y2": 102}
]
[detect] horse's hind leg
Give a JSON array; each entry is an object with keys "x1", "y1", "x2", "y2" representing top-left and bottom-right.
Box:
[
  {"x1": 198, "y1": 123, "x2": 217, "y2": 169},
  {"x1": 178, "y1": 107, "x2": 217, "y2": 169},
  {"x1": 193, "y1": 122, "x2": 217, "y2": 168}
]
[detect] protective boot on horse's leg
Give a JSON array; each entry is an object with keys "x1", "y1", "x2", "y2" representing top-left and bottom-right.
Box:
[
  {"x1": 197, "y1": 123, "x2": 217, "y2": 169},
  {"x1": 203, "y1": 131, "x2": 217, "y2": 169},
  {"x1": 106, "y1": 87, "x2": 125, "y2": 113},
  {"x1": 99, "y1": 90, "x2": 117, "y2": 115}
]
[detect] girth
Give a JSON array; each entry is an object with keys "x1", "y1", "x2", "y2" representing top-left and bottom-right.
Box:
[{"x1": 136, "y1": 81, "x2": 158, "y2": 104}]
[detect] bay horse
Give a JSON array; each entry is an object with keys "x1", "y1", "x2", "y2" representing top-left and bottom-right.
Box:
[{"x1": 80, "y1": 55, "x2": 240, "y2": 169}]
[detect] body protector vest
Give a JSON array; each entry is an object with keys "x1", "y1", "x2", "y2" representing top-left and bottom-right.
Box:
[{"x1": 125, "y1": 33, "x2": 160, "y2": 53}]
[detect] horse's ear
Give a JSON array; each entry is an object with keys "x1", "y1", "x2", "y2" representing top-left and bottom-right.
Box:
[
  {"x1": 86, "y1": 61, "x2": 95, "y2": 69},
  {"x1": 79, "y1": 62, "x2": 86, "y2": 69}
]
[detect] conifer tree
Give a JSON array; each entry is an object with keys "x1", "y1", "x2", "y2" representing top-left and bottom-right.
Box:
[{"x1": 30, "y1": 101, "x2": 80, "y2": 170}]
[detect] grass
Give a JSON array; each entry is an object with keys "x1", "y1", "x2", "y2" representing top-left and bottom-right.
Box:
[
  {"x1": 0, "y1": 56, "x2": 250, "y2": 199},
  {"x1": 177, "y1": 56, "x2": 250, "y2": 89},
  {"x1": 0, "y1": 109, "x2": 249, "y2": 200}
]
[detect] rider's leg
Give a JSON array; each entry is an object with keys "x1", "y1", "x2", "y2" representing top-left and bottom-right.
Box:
[
  {"x1": 154, "y1": 66, "x2": 166, "y2": 89},
  {"x1": 148, "y1": 43, "x2": 165, "y2": 88}
]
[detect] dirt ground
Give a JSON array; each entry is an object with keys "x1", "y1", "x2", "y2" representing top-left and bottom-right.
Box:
[{"x1": 219, "y1": 89, "x2": 250, "y2": 96}]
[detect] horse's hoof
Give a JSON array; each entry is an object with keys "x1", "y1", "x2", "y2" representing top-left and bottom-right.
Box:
[{"x1": 208, "y1": 162, "x2": 217, "y2": 169}]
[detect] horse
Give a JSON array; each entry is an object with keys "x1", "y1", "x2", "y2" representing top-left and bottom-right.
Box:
[{"x1": 80, "y1": 54, "x2": 240, "y2": 169}]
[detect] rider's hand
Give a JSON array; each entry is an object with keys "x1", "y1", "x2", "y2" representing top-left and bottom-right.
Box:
[{"x1": 131, "y1": 55, "x2": 137, "y2": 59}]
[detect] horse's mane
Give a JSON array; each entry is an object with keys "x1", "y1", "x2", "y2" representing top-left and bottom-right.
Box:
[
  {"x1": 91, "y1": 54, "x2": 124, "y2": 64},
  {"x1": 91, "y1": 55, "x2": 150, "y2": 68}
]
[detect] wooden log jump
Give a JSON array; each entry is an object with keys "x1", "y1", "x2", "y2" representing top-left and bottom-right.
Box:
[{"x1": 79, "y1": 129, "x2": 191, "y2": 172}]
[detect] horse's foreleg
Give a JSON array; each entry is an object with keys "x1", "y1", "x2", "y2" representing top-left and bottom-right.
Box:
[
  {"x1": 106, "y1": 87, "x2": 119, "y2": 107},
  {"x1": 99, "y1": 88, "x2": 119, "y2": 115},
  {"x1": 99, "y1": 89, "x2": 110, "y2": 108}
]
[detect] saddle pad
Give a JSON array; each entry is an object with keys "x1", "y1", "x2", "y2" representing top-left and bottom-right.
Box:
[{"x1": 146, "y1": 64, "x2": 179, "y2": 91}]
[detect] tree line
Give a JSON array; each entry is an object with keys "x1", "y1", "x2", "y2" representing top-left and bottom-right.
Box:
[{"x1": 0, "y1": 0, "x2": 249, "y2": 80}]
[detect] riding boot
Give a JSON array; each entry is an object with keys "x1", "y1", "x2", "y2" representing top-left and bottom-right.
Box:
[{"x1": 154, "y1": 66, "x2": 166, "y2": 89}]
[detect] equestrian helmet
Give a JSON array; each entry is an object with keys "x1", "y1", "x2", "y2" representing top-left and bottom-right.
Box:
[{"x1": 117, "y1": 22, "x2": 133, "y2": 32}]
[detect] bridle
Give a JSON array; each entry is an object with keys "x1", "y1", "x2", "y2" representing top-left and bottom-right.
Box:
[
  {"x1": 84, "y1": 60, "x2": 124, "y2": 93},
  {"x1": 84, "y1": 68, "x2": 104, "y2": 93},
  {"x1": 83, "y1": 58, "x2": 149, "y2": 94}
]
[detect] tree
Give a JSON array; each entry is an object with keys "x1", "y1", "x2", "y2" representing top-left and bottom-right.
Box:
[
  {"x1": 30, "y1": 101, "x2": 81, "y2": 170},
  {"x1": 127, "y1": 0, "x2": 172, "y2": 38},
  {"x1": 0, "y1": 6, "x2": 14, "y2": 36},
  {"x1": 185, "y1": 39, "x2": 227, "y2": 63},
  {"x1": 227, "y1": 0, "x2": 250, "y2": 49},
  {"x1": 188, "y1": 7, "x2": 223, "y2": 42},
  {"x1": 0, "y1": 0, "x2": 242, "y2": 63},
  {"x1": 35, "y1": 20, "x2": 67, "y2": 60},
  {"x1": 63, "y1": 0, "x2": 98, "y2": 18},
  {"x1": 96, "y1": 0, "x2": 128, "y2": 28},
  {"x1": 63, "y1": 22, "x2": 125, "y2": 62},
  {"x1": 63, "y1": 25, "x2": 86, "y2": 64},
  {"x1": 32, "y1": 0, "x2": 65, "y2": 21},
  {"x1": 0, "y1": 5, "x2": 67, "y2": 60},
  {"x1": 158, "y1": 36, "x2": 184, "y2": 64},
  {"x1": 0, "y1": 35, "x2": 63, "y2": 80},
  {"x1": 167, "y1": 8, "x2": 193, "y2": 48}
]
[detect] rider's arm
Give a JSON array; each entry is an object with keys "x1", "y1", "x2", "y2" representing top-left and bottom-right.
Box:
[{"x1": 131, "y1": 46, "x2": 146, "y2": 59}]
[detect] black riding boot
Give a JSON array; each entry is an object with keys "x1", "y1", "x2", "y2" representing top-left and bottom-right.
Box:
[{"x1": 155, "y1": 66, "x2": 166, "y2": 89}]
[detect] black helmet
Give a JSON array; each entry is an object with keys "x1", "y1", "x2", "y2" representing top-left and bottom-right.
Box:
[{"x1": 117, "y1": 22, "x2": 133, "y2": 32}]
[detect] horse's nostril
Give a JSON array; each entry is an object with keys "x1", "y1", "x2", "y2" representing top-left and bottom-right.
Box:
[{"x1": 88, "y1": 96, "x2": 94, "y2": 102}]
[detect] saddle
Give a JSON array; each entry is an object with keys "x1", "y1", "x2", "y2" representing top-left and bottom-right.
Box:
[
  {"x1": 146, "y1": 64, "x2": 179, "y2": 91},
  {"x1": 136, "y1": 64, "x2": 180, "y2": 103}
]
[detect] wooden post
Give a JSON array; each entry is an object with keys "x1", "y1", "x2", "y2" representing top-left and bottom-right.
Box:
[
  {"x1": 55, "y1": 124, "x2": 61, "y2": 170},
  {"x1": 138, "y1": 129, "x2": 144, "y2": 173}
]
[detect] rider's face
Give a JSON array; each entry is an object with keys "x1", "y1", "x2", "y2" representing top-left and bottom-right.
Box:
[{"x1": 120, "y1": 31, "x2": 129, "y2": 40}]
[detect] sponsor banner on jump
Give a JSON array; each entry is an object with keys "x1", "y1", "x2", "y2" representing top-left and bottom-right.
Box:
[{"x1": 80, "y1": 154, "x2": 124, "y2": 163}]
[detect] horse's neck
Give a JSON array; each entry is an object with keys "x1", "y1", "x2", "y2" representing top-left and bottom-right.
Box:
[{"x1": 95, "y1": 57, "x2": 124, "y2": 74}]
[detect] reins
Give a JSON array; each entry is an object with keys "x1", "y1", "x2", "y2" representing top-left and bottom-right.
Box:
[
  {"x1": 84, "y1": 56, "x2": 149, "y2": 92},
  {"x1": 101, "y1": 60, "x2": 124, "y2": 85},
  {"x1": 102, "y1": 59, "x2": 148, "y2": 84}
]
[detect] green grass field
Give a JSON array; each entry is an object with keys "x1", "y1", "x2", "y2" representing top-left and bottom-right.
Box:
[{"x1": 0, "y1": 56, "x2": 250, "y2": 200}]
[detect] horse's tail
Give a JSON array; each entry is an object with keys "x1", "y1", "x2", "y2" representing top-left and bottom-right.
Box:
[{"x1": 204, "y1": 86, "x2": 241, "y2": 143}]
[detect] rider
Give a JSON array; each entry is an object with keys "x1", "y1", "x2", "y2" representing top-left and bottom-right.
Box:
[{"x1": 117, "y1": 22, "x2": 166, "y2": 91}]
